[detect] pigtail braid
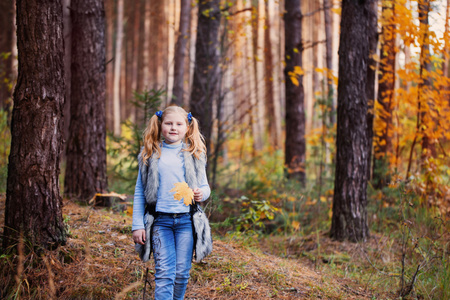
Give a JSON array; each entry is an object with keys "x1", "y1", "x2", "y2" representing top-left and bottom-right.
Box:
[
  {"x1": 185, "y1": 116, "x2": 207, "y2": 159},
  {"x1": 142, "y1": 115, "x2": 162, "y2": 164}
]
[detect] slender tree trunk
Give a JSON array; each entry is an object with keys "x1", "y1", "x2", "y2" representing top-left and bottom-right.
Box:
[
  {"x1": 135, "y1": 0, "x2": 146, "y2": 127},
  {"x1": 62, "y1": 0, "x2": 72, "y2": 159},
  {"x1": 113, "y1": 0, "x2": 123, "y2": 135},
  {"x1": 0, "y1": 0, "x2": 13, "y2": 111},
  {"x1": 172, "y1": 0, "x2": 191, "y2": 105},
  {"x1": 105, "y1": 0, "x2": 114, "y2": 131},
  {"x1": 125, "y1": 3, "x2": 134, "y2": 121},
  {"x1": 264, "y1": 1, "x2": 281, "y2": 149},
  {"x1": 330, "y1": 0, "x2": 374, "y2": 242},
  {"x1": 366, "y1": 0, "x2": 379, "y2": 181},
  {"x1": 443, "y1": 0, "x2": 449, "y2": 99},
  {"x1": 4, "y1": 0, "x2": 66, "y2": 250},
  {"x1": 190, "y1": 0, "x2": 221, "y2": 161},
  {"x1": 131, "y1": 0, "x2": 141, "y2": 102},
  {"x1": 64, "y1": 0, "x2": 108, "y2": 203},
  {"x1": 256, "y1": 0, "x2": 265, "y2": 147},
  {"x1": 373, "y1": 0, "x2": 396, "y2": 188},
  {"x1": 284, "y1": 0, "x2": 306, "y2": 184},
  {"x1": 246, "y1": 2, "x2": 262, "y2": 152},
  {"x1": 323, "y1": 0, "x2": 334, "y2": 125},
  {"x1": 418, "y1": 0, "x2": 433, "y2": 161}
]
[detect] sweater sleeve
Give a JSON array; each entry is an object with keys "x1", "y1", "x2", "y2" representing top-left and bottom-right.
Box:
[
  {"x1": 198, "y1": 163, "x2": 211, "y2": 202},
  {"x1": 132, "y1": 169, "x2": 146, "y2": 231}
]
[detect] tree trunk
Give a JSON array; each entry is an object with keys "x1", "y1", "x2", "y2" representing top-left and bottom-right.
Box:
[
  {"x1": 366, "y1": 0, "x2": 378, "y2": 181},
  {"x1": 246, "y1": 2, "x2": 263, "y2": 152},
  {"x1": 418, "y1": 0, "x2": 434, "y2": 161},
  {"x1": 172, "y1": 0, "x2": 191, "y2": 105},
  {"x1": 443, "y1": 0, "x2": 450, "y2": 105},
  {"x1": 264, "y1": 1, "x2": 282, "y2": 149},
  {"x1": 256, "y1": 0, "x2": 266, "y2": 148},
  {"x1": 190, "y1": 0, "x2": 221, "y2": 159},
  {"x1": 125, "y1": 3, "x2": 134, "y2": 121},
  {"x1": 113, "y1": 0, "x2": 123, "y2": 135},
  {"x1": 0, "y1": 0, "x2": 13, "y2": 111},
  {"x1": 284, "y1": 0, "x2": 306, "y2": 184},
  {"x1": 373, "y1": 0, "x2": 396, "y2": 188},
  {"x1": 3, "y1": 0, "x2": 66, "y2": 250},
  {"x1": 64, "y1": 0, "x2": 108, "y2": 203},
  {"x1": 105, "y1": 0, "x2": 114, "y2": 131},
  {"x1": 62, "y1": 0, "x2": 72, "y2": 160},
  {"x1": 330, "y1": 0, "x2": 374, "y2": 242},
  {"x1": 323, "y1": 0, "x2": 334, "y2": 125}
]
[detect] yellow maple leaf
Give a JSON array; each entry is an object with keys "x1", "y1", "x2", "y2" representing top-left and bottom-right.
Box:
[{"x1": 169, "y1": 182, "x2": 194, "y2": 206}]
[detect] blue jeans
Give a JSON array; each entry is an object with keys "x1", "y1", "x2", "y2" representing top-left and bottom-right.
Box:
[{"x1": 152, "y1": 213, "x2": 194, "y2": 300}]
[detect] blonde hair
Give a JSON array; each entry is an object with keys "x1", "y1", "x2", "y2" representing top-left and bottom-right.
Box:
[{"x1": 142, "y1": 105, "x2": 207, "y2": 164}]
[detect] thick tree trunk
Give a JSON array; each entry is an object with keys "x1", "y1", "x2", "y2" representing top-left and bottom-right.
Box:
[
  {"x1": 172, "y1": 0, "x2": 191, "y2": 105},
  {"x1": 330, "y1": 0, "x2": 374, "y2": 242},
  {"x1": 4, "y1": 0, "x2": 66, "y2": 250},
  {"x1": 190, "y1": 0, "x2": 221, "y2": 158},
  {"x1": 64, "y1": 0, "x2": 108, "y2": 203},
  {"x1": 373, "y1": 0, "x2": 396, "y2": 188},
  {"x1": 284, "y1": 0, "x2": 306, "y2": 184},
  {"x1": 113, "y1": 0, "x2": 123, "y2": 135},
  {"x1": 0, "y1": 0, "x2": 13, "y2": 111}
]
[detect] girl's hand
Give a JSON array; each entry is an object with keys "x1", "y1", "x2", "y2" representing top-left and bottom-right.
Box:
[
  {"x1": 193, "y1": 188, "x2": 203, "y2": 202},
  {"x1": 132, "y1": 229, "x2": 146, "y2": 245}
]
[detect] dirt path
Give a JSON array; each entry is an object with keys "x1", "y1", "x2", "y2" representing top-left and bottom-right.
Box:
[{"x1": 1, "y1": 197, "x2": 372, "y2": 299}]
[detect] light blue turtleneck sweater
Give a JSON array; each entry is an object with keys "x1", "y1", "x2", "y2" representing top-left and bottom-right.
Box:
[{"x1": 132, "y1": 142, "x2": 211, "y2": 231}]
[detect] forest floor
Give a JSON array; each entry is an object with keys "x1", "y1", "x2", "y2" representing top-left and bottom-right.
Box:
[{"x1": 0, "y1": 196, "x2": 391, "y2": 299}]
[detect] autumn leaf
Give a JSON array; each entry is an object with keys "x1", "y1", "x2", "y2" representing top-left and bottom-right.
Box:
[
  {"x1": 292, "y1": 221, "x2": 300, "y2": 232},
  {"x1": 169, "y1": 182, "x2": 194, "y2": 206}
]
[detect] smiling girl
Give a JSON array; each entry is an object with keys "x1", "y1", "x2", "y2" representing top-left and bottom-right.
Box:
[{"x1": 132, "y1": 105, "x2": 212, "y2": 300}]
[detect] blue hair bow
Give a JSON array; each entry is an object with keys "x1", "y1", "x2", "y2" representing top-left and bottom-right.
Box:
[
  {"x1": 155, "y1": 110, "x2": 163, "y2": 120},
  {"x1": 187, "y1": 112, "x2": 193, "y2": 124}
]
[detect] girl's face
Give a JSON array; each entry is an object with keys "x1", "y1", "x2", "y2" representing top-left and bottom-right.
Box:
[{"x1": 161, "y1": 112, "x2": 188, "y2": 145}]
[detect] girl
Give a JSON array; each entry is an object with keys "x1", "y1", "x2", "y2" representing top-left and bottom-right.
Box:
[{"x1": 132, "y1": 106, "x2": 212, "y2": 300}]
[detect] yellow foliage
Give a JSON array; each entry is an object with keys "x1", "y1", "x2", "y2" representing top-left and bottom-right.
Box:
[
  {"x1": 291, "y1": 221, "x2": 300, "y2": 232},
  {"x1": 169, "y1": 182, "x2": 194, "y2": 206},
  {"x1": 290, "y1": 75, "x2": 299, "y2": 86}
]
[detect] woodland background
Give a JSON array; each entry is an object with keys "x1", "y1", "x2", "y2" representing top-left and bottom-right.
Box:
[{"x1": 0, "y1": 0, "x2": 450, "y2": 299}]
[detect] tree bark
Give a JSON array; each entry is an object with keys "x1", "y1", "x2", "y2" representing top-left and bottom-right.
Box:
[
  {"x1": 284, "y1": 0, "x2": 306, "y2": 184},
  {"x1": 246, "y1": 1, "x2": 263, "y2": 152},
  {"x1": 105, "y1": 0, "x2": 114, "y2": 131},
  {"x1": 264, "y1": 1, "x2": 282, "y2": 149},
  {"x1": 330, "y1": 0, "x2": 374, "y2": 242},
  {"x1": 113, "y1": 0, "x2": 123, "y2": 135},
  {"x1": 190, "y1": 0, "x2": 221, "y2": 159},
  {"x1": 323, "y1": 0, "x2": 334, "y2": 125},
  {"x1": 172, "y1": 0, "x2": 191, "y2": 105},
  {"x1": 366, "y1": 0, "x2": 378, "y2": 181},
  {"x1": 62, "y1": 0, "x2": 72, "y2": 159},
  {"x1": 373, "y1": 0, "x2": 396, "y2": 188},
  {"x1": 418, "y1": 0, "x2": 434, "y2": 161},
  {"x1": 443, "y1": 0, "x2": 450, "y2": 108},
  {"x1": 4, "y1": 0, "x2": 66, "y2": 250},
  {"x1": 64, "y1": 0, "x2": 108, "y2": 203},
  {"x1": 0, "y1": 0, "x2": 13, "y2": 111}
]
